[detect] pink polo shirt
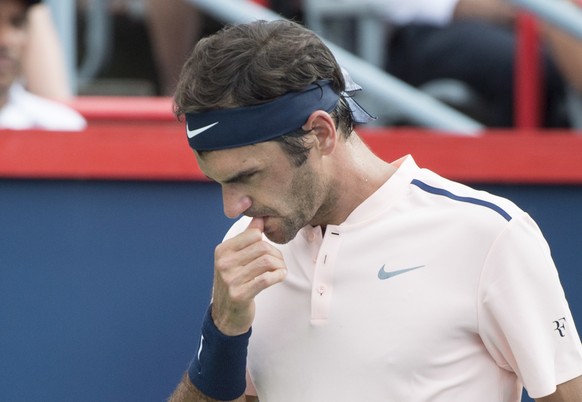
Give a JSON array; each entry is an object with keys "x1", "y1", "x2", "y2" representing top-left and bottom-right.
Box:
[{"x1": 223, "y1": 155, "x2": 582, "y2": 401}]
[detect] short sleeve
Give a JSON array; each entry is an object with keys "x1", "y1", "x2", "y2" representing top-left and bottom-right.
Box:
[{"x1": 478, "y1": 214, "x2": 582, "y2": 398}]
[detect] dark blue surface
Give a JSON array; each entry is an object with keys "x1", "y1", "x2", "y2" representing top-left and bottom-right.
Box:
[
  {"x1": 0, "y1": 180, "x2": 580, "y2": 402},
  {"x1": 0, "y1": 180, "x2": 230, "y2": 402}
]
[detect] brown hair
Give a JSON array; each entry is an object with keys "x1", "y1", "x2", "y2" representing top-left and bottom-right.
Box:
[{"x1": 174, "y1": 20, "x2": 354, "y2": 164}]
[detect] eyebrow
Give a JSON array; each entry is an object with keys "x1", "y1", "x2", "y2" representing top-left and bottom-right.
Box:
[{"x1": 221, "y1": 168, "x2": 260, "y2": 184}]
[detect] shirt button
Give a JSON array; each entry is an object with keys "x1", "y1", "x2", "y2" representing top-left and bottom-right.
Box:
[{"x1": 318, "y1": 284, "x2": 327, "y2": 295}]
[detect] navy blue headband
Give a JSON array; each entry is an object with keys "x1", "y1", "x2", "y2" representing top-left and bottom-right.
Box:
[{"x1": 185, "y1": 79, "x2": 374, "y2": 151}]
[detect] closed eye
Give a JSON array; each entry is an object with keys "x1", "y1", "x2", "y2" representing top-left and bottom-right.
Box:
[{"x1": 223, "y1": 169, "x2": 260, "y2": 185}]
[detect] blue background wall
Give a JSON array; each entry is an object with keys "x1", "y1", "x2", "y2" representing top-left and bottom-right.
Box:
[{"x1": 1, "y1": 179, "x2": 580, "y2": 401}]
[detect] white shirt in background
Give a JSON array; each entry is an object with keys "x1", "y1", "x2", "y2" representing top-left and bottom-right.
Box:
[{"x1": 0, "y1": 83, "x2": 86, "y2": 131}]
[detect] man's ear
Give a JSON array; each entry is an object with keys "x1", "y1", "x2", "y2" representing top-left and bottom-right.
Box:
[{"x1": 301, "y1": 110, "x2": 337, "y2": 156}]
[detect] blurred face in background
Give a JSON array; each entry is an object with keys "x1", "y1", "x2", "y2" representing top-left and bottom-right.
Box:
[{"x1": 0, "y1": 0, "x2": 27, "y2": 95}]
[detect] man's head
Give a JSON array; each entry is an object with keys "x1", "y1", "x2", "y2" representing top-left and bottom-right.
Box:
[
  {"x1": 174, "y1": 20, "x2": 371, "y2": 243},
  {"x1": 174, "y1": 19, "x2": 358, "y2": 164},
  {"x1": 175, "y1": 19, "x2": 344, "y2": 112},
  {"x1": 0, "y1": 0, "x2": 38, "y2": 94}
]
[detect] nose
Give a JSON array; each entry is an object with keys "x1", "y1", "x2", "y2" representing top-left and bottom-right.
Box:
[{"x1": 222, "y1": 185, "x2": 252, "y2": 218}]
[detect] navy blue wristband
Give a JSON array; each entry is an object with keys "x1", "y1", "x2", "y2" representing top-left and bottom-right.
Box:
[{"x1": 188, "y1": 305, "x2": 251, "y2": 401}]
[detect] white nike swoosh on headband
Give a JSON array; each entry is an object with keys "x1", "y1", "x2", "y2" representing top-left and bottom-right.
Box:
[{"x1": 187, "y1": 121, "x2": 219, "y2": 138}]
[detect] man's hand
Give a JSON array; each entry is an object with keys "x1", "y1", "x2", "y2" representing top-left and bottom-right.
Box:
[{"x1": 211, "y1": 217, "x2": 287, "y2": 336}]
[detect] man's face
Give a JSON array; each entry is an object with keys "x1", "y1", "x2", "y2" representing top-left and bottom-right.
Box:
[
  {"x1": 197, "y1": 140, "x2": 330, "y2": 244},
  {"x1": 0, "y1": 0, "x2": 27, "y2": 93}
]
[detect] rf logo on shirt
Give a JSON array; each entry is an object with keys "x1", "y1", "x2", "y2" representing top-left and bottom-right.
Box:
[{"x1": 554, "y1": 317, "x2": 567, "y2": 337}]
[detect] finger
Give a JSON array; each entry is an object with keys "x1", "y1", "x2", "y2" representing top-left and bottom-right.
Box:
[
  {"x1": 243, "y1": 267, "x2": 288, "y2": 299},
  {"x1": 217, "y1": 217, "x2": 264, "y2": 254},
  {"x1": 218, "y1": 246, "x2": 285, "y2": 292},
  {"x1": 216, "y1": 236, "x2": 280, "y2": 277},
  {"x1": 241, "y1": 251, "x2": 286, "y2": 283},
  {"x1": 234, "y1": 238, "x2": 284, "y2": 268},
  {"x1": 212, "y1": 254, "x2": 286, "y2": 310},
  {"x1": 217, "y1": 229, "x2": 261, "y2": 255},
  {"x1": 247, "y1": 216, "x2": 264, "y2": 232}
]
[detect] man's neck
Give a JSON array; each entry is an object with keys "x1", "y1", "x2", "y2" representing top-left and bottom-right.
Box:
[{"x1": 315, "y1": 134, "x2": 397, "y2": 227}]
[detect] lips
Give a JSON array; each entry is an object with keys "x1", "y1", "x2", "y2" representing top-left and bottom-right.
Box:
[
  {"x1": 261, "y1": 216, "x2": 270, "y2": 232},
  {"x1": 260, "y1": 216, "x2": 278, "y2": 238}
]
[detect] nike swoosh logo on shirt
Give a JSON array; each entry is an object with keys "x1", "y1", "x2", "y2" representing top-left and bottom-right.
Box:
[
  {"x1": 378, "y1": 264, "x2": 425, "y2": 280},
  {"x1": 187, "y1": 121, "x2": 219, "y2": 138}
]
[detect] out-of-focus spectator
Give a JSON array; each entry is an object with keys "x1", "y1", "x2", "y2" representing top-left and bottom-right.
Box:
[
  {"x1": 540, "y1": 2, "x2": 582, "y2": 95},
  {"x1": 24, "y1": 1, "x2": 72, "y2": 101},
  {"x1": 143, "y1": 0, "x2": 308, "y2": 96},
  {"x1": 145, "y1": 0, "x2": 203, "y2": 96},
  {"x1": 76, "y1": 0, "x2": 211, "y2": 96},
  {"x1": 0, "y1": 0, "x2": 86, "y2": 130},
  {"x1": 384, "y1": 0, "x2": 582, "y2": 127}
]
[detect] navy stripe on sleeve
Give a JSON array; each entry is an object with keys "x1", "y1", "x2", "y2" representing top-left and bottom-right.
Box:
[{"x1": 411, "y1": 179, "x2": 512, "y2": 221}]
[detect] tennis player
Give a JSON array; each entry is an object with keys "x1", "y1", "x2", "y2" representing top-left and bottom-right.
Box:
[{"x1": 169, "y1": 19, "x2": 582, "y2": 402}]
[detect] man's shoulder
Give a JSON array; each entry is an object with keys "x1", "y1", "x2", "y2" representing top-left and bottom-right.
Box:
[{"x1": 411, "y1": 167, "x2": 524, "y2": 224}]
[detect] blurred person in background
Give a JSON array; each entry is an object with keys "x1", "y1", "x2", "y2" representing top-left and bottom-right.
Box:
[
  {"x1": 540, "y1": 4, "x2": 582, "y2": 95},
  {"x1": 145, "y1": 0, "x2": 204, "y2": 96},
  {"x1": 384, "y1": 0, "x2": 582, "y2": 127},
  {"x1": 0, "y1": 0, "x2": 86, "y2": 130},
  {"x1": 89, "y1": 0, "x2": 210, "y2": 96},
  {"x1": 146, "y1": 0, "x2": 305, "y2": 96},
  {"x1": 24, "y1": 0, "x2": 72, "y2": 101}
]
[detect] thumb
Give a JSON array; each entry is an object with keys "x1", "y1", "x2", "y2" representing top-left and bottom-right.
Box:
[{"x1": 248, "y1": 217, "x2": 264, "y2": 233}]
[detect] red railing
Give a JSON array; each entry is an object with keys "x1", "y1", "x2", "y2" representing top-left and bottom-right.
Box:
[
  {"x1": 515, "y1": 12, "x2": 543, "y2": 131},
  {"x1": 1, "y1": 113, "x2": 581, "y2": 183}
]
